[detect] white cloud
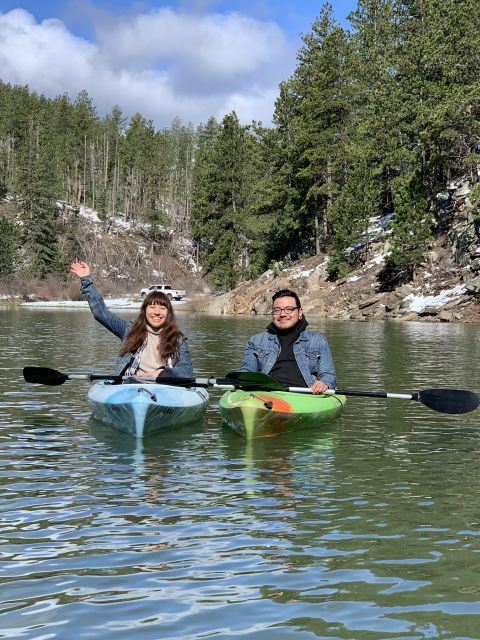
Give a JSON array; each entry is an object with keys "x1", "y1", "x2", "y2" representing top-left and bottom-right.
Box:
[
  {"x1": 0, "y1": 6, "x2": 294, "y2": 127},
  {"x1": 0, "y1": 10, "x2": 96, "y2": 92}
]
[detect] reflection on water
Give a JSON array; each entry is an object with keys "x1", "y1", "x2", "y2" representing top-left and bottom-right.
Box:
[{"x1": 1, "y1": 307, "x2": 480, "y2": 638}]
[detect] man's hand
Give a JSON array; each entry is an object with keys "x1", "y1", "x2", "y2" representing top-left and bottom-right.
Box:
[{"x1": 311, "y1": 380, "x2": 329, "y2": 395}]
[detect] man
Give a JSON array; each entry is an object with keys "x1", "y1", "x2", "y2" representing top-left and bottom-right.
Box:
[{"x1": 241, "y1": 289, "x2": 336, "y2": 394}]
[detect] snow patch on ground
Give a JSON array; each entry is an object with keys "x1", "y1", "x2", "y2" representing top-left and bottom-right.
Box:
[
  {"x1": 20, "y1": 298, "x2": 186, "y2": 309},
  {"x1": 403, "y1": 284, "x2": 466, "y2": 312},
  {"x1": 369, "y1": 212, "x2": 394, "y2": 233},
  {"x1": 79, "y1": 206, "x2": 101, "y2": 224},
  {"x1": 292, "y1": 268, "x2": 315, "y2": 279},
  {"x1": 365, "y1": 253, "x2": 388, "y2": 268}
]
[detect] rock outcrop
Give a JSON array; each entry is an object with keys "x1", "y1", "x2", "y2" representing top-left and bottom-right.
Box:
[{"x1": 196, "y1": 181, "x2": 480, "y2": 323}]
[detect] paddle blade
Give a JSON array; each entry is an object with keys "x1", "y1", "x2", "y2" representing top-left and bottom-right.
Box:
[
  {"x1": 223, "y1": 371, "x2": 285, "y2": 391},
  {"x1": 23, "y1": 366, "x2": 68, "y2": 386},
  {"x1": 418, "y1": 388, "x2": 480, "y2": 414}
]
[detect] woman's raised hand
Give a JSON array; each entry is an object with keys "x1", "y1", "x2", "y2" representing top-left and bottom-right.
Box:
[{"x1": 70, "y1": 261, "x2": 91, "y2": 278}]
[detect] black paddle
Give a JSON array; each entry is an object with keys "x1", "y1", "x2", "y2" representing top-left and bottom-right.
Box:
[
  {"x1": 224, "y1": 371, "x2": 480, "y2": 415},
  {"x1": 22, "y1": 366, "x2": 246, "y2": 390},
  {"x1": 23, "y1": 367, "x2": 479, "y2": 415}
]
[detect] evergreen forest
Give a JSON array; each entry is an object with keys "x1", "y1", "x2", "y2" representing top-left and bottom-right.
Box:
[{"x1": 1, "y1": 0, "x2": 479, "y2": 290}]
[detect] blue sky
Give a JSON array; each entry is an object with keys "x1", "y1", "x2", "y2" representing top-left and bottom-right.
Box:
[{"x1": 0, "y1": 1, "x2": 357, "y2": 128}]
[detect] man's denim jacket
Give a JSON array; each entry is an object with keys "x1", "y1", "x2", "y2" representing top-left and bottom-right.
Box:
[
  {"x1": 240, "y1": 329, "x2": 336, "y2": 389},
  {"x1": 79, "y1": 275, "x2": 193, "y2": 377}
]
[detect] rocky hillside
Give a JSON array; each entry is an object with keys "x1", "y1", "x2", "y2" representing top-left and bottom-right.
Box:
[
  {"x1": 0, "y1": 198, "x2": 210, "y2": 300},
  {"x1": 3, "y1": 183, "x2": 480, "y2": 324},
  {"x1": 195, "y1": 180, "x2": 480, "y2": 324}
]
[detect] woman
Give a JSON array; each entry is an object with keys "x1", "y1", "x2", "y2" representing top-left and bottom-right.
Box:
[{"x1": 70, "y1": 261, "x2": 193, "y2": 378}]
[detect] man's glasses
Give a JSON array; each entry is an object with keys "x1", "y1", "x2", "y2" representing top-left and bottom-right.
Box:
[{"x1": 272, "y1": 306, "x2": 299, "y2": 316}]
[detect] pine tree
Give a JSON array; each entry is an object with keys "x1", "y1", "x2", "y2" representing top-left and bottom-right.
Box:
[
  {"x1": 293, "y1": 4, "x2": 353, "y2": 255},
  {"x1": 328, "y1": 158, "x2": 383, "y2": 278},
  {"x1": 63, "y1": 206, "x2": 82, "y2": 264},
  {"x1": 0, "y1": 215, "x2": 20, "y2": 277},
  {"x1": 191, "y1": 117, "x2": 220, "y2": 267},
  {"x1": 348, "y1": 0, "x2": 402, "y2": 215},
  {"x1": 166, "y1": 118, "x2": 196, "y2": 235},
  {"x1": 71, "y1": 90, "x2": 99, "y2": 206},
  {"x1": 191, "y1": 113, "x2": 255, "y2": 287},
  {"x1": 97, "y1": 105, "x2": 127, "y2": 220},
  {"x1": 122, "y1": 113, "x2": 157, "y2": 223},
  {"x1": 393, "y1": 0, "x2": 480, "y2": 190},
  {"x1": 383, "y1": 171, "x2": 432, "y2": 282},
  {"x1": 263, "y1": 79, "x2": 306, "y2": 262},
  {"x1": 261, "y1": 5, "x2": 354, "y2": 266},
  {"x1": 18, "y1": 122, "x2": 61, "y2": 278}
]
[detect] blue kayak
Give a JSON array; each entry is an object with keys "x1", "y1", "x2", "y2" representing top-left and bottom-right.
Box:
[{"x1": 88, "y1": 381, "x2": 209, "y2": 437}]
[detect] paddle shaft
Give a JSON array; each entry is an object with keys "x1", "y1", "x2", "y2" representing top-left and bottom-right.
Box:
[
  {"x1": 18, "y1": 367, "x2": 434, "y2": 399},
  {"x1": 98, "y1": 375, "x2": 234, "y2": 389},
  {"x1": 288, "y1": 387, "x2": 416, "y2": 400},
  {"x1": 23, "y1": 367, "x2": 235, "y2": 389}
]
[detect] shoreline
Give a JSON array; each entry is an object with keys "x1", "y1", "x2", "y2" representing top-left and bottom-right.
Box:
[
  {"x1": 1, "y1": 295, "x2": 479, "y2": 324},
  {"x1": 0, "y1": 298, "x2": 187, "y2": 310}
]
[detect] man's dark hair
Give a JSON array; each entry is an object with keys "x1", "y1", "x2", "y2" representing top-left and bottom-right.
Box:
[{"x1": 272, "y1": 289, "x2": 301, "y2": 308}]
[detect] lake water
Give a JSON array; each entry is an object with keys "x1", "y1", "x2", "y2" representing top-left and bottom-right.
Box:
[{"x1": 1, "y1": 307, "x2": 480, "y2": 639}]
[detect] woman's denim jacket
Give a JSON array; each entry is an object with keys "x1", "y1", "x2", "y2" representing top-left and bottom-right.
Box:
[
  {"x1": 240, "y1": 329, "x2": 336, "y2": 389},
  {"x1": 80, "y1": 276, "x2": 193, "y2": 377}
]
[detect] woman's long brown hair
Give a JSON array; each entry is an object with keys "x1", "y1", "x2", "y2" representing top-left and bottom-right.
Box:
[{"x1": 120, "y1": 291, "x2": 184, "y2": 362}]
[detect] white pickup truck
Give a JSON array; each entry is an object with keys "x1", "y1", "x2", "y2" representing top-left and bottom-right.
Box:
[{"x1": 140, "y1": 284, "x2": 186, "y2": 301}]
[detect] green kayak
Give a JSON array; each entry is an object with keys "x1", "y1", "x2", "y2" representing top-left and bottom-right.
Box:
[{"x1": 219, "y1": 388, "x2": 346, "y2": 438}]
